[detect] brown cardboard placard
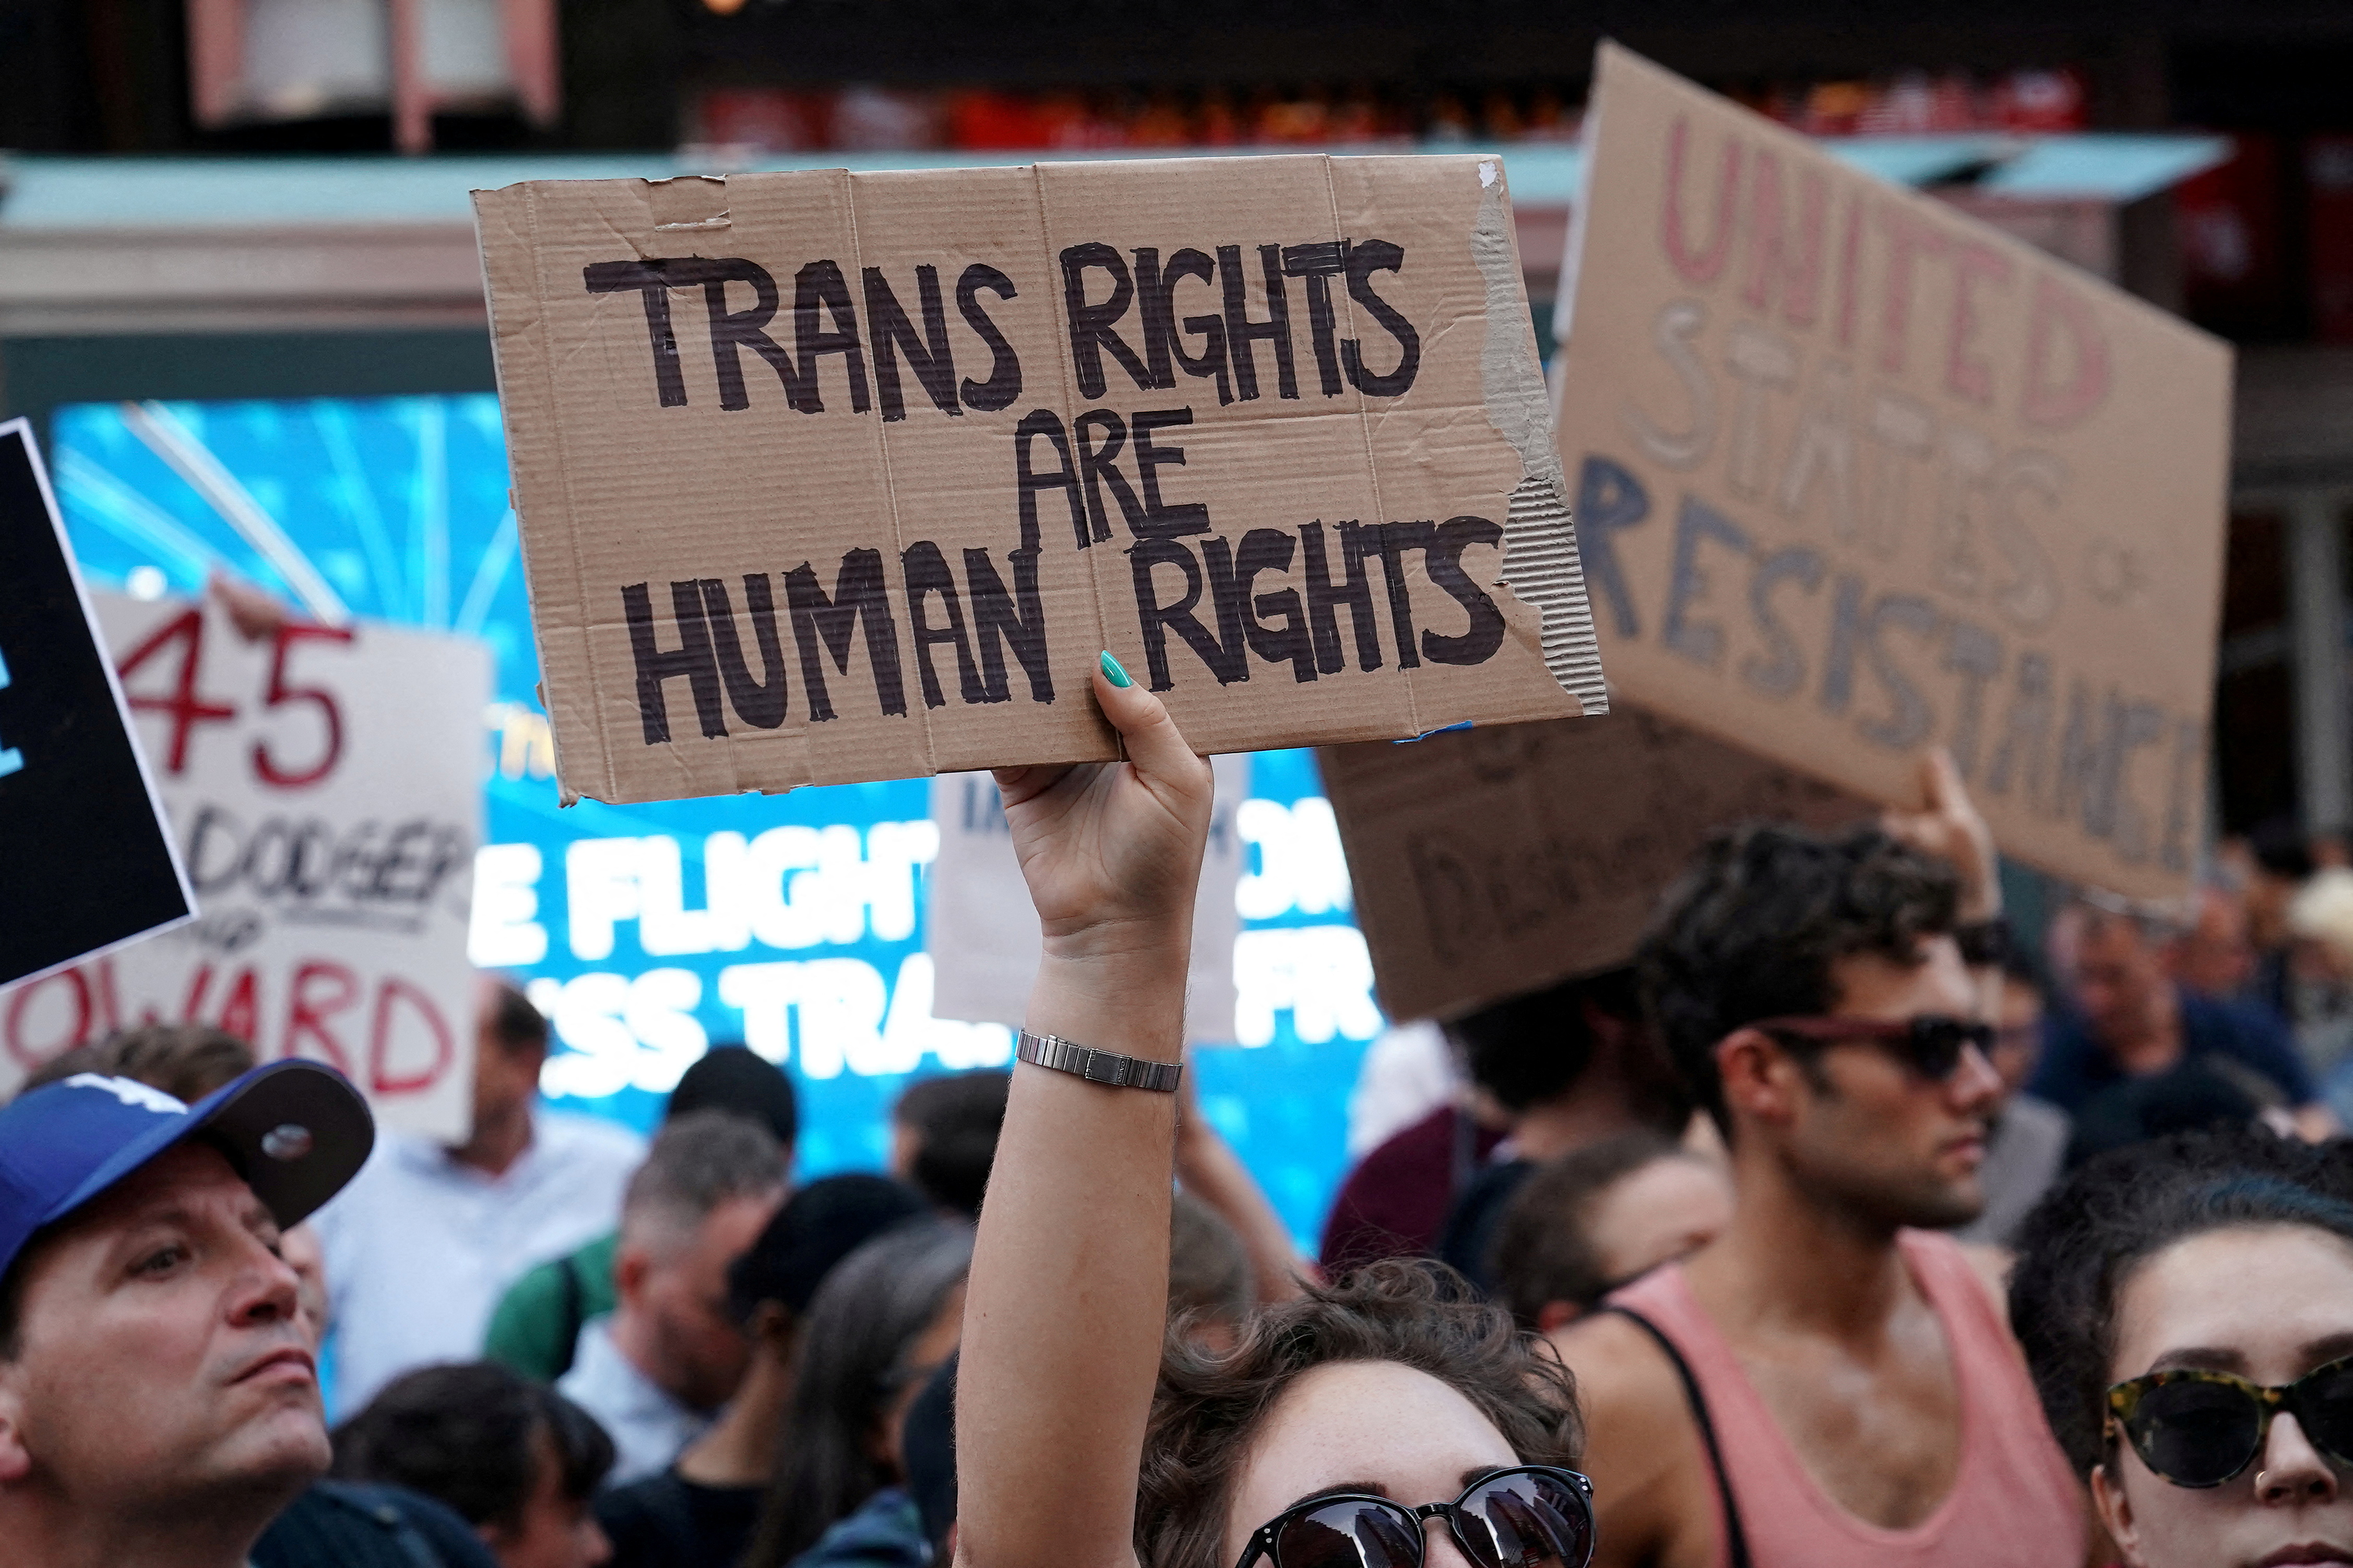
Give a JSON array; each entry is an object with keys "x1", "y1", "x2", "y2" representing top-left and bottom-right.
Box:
[
  {"x1": 473, "y1": 154, "x2": 1609, "y2": 805},
  {"x1": 1553, "y1": 46, "x2": 2231, "y2": 903},
  {"x1": 1319, "y1": 709, "x2": 1871, "y2": 1022}
]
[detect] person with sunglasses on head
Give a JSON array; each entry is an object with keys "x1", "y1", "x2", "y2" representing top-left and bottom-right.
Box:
[
  {"x1": 1553, "y1": 751, "x2": 2087, "y2": 1568},
  {"x1": 959, "y1": 654, "x2": 1598, "y2": 1568},
  {"x1": 2009, "y1": 1125, "x2": 2353, "y2": 1567}
]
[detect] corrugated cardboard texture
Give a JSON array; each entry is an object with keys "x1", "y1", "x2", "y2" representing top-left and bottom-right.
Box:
[
  {"x1": 1554, "y1": 46, "x2": 2231, "y2": 903},
  {"x1": 473, "y1": 154, "x2": 1605, "y2": 804},
  {"x1": 1320, "y1": 708, "x2": 1872, "y2": 1022}
]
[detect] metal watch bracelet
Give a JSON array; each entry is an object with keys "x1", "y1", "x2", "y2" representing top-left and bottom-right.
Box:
[{"x1": 1015, "y1": 1028, "x2": 1183, "y2": 1092}]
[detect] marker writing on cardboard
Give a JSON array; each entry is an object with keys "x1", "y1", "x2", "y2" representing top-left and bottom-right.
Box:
[
  {"x1": 585, "y1": 237, "x2": 1417, "y2": 418},
  {"x1": 1570, "y1": 450, "x2": 2202, "y2": 875},
  {"x1": 619, "y1": 495, "x2": 1515, "y2": 738},
  {"x1": 600, "y1": 227, "x2": 1517, "y2": 734}
]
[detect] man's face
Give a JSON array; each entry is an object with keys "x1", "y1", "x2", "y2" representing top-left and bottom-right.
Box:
[
  {"x1": 2074, "y1": 915, "x2": 2166, "y2": 1048},
  {"x1": 471, "y1": 1028, "x2": 544, "y2": 1129},
  {"x1": 1989, "y1": 976, "x2": 2045, "y2": 1098},
  {"x1": 0, "y1": 1143, "x2": 327, "y2": 1513},
  {"x1": 626, "y1": 1193, "x2": 779, "y2": 1413},
  {"x1": 2170, "y1": 889, "x2": 2254, "y2": 999},
  {"x1": 1778, "y1": 937, "x2": 2003, "y2": 1230}
]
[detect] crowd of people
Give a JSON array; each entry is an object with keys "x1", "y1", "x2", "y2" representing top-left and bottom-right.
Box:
[{"x1": 1, "y1": 663, "x2": 2348, "y2": 1568}]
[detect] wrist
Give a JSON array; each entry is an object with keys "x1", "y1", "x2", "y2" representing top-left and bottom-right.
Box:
[
  {"x1": 1028, "y1": 945, "x2": 1190, "y2": 1066},
  {"x1": 1038, "y1": 912, "x2": 1194, "y2": 971}
]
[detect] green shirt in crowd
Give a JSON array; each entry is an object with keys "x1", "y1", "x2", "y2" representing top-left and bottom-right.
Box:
[{"x1": 483, "y1": 1230, "x2": 620, "y2": 1381}]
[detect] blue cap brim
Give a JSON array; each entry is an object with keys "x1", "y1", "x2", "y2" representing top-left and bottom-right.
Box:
[{"x1": 41, "y1": 1060, "x2": 375, "y2": 1237}]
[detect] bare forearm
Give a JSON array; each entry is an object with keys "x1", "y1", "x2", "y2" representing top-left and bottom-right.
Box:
[{"x1": 958, "y1": 948, "x2": 1188, "y2": 1568}]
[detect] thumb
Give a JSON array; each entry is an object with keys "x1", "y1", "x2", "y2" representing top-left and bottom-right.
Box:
[
  {"x1": 1094, "y1": 651, "x2": 1208, "y2": 794},
  {"x1": 1921, "y1": 746, "x2": 1965, "y2": 812}
]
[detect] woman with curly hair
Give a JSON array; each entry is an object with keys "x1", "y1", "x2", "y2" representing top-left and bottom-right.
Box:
[
  {"x1": 956, "y1": 658, "x2": 1593, "y2": 1568},
  {"x1": 2009, "y1": 1126, "x2": 2353, "y2": 1567}
]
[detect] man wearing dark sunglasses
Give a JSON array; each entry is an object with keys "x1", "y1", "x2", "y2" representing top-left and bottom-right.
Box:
[{"x1": 1553, "y1": 753, "x2": 2088, "y2": 1567}]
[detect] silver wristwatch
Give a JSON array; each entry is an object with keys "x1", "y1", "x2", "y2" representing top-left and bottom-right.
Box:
[{"x1": 1015, "y1": 1028, "x2": 1183, "y2": 1092}]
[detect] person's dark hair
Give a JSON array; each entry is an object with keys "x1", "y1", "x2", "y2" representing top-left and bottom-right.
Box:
[
  {"x1": 1444, "y1": 969, "x2": 1639, "y2": 1114},
  {"x1": 0, "y1": 1251, "x2": 30, "y2": 1359},
  {"x1": 1490, "y1": 1132, "x2": 1689, "y2": 1327},
  {"x1": 1999, "y1": 942, "x2": 2052, "y2": 1002},
  {"x1": 1639, "y1": 823, "x2": 1959, "y2": 1136},
  {"x1": 2248, "y1": 816, "x2": 2316, "y2": 882},
  {"x1": 893, "y1": 1070, "x2": 1011, "y2": 1215},
  {"x1": 1137, "y1": 1260, "x2": 1583, "y2": 1568},
  {"x1": 2007, "y1": 1127, "x2": 2353, "y2": 1477},
  {"x1": 332, "y1": 1361, "x2": 614, "y2": 1529},
  {"x1": 902, "y1": 1352, "x2": 959, "y2": 1561},
  {"x1": 621, "y1": 1108, "x2": 787, "y2": 1244},
  {"x1": 668, "y1": 1043, "x2": 799, "y2": 1151},
  {"x1": 727, "y1": 1172, "x2": 929, "y2": 1325},
  {"x1": 484, "y1": 982, "x2": 550, "y2": 1054},
  {"x1": 19, "y1": 1024, "x2": 255, "y2": 1102},
  {"x1": 1168, "y1": 1191, "x2": 1253, "y2": 1326},
  {"x1": 745, "y1": 1216, "x2": 976, "y2": 1568}
]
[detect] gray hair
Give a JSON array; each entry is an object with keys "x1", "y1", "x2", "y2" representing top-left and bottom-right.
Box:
[
  {"x1": 744, "y1": 1216, "x2": 974, "y2": 1567},
  {"x1": 621, "y1": 1109, "x2": 786, "y2": 1249}
]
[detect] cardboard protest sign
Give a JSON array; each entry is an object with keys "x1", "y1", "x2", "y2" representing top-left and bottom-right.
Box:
[
  {"x1": 474, "y1": 153, "x2": 1610, "y2": 806},
  {"x1": 925, "y1": 753, "x2": 1248, "y2": 1042},
  {"x1": 1320, "y1": 710, "x2": 1871, "y2": 1022},
  {"x1": 1553, "y1": 46, "x2": 2231, "y2": 903},
  {"x1": 0, "y1": 593, "x2": 490, "y2": 1139},
  {"x1": 0, "y1": 420, "x2": 195, "y2": 987}
]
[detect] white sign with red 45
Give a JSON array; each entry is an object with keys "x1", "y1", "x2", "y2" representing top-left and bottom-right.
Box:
[{"x1": 0, "y1": 593, "x2": 491, "y2": 1139}]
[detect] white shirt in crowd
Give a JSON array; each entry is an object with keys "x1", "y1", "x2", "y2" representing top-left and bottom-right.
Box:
[
  {"x1": 312, "y1": 1108, "x2": 645, "y2": 1416},
  {"x1": 1346, "y1": 1021, "x2": 1457, "y2": 1157},
  {"x1": 558, "y1": 1317, "x2": 714, "y2": 1486}
]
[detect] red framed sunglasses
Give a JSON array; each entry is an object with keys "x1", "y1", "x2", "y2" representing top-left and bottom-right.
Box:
[{"x1": 1751, "y1": 1014, "x2": 1994, "y2": 1083}]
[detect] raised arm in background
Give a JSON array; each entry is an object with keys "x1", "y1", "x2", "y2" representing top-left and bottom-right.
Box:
[
  {"x1": 1175, "y1": 1064, "x2": 1313, "y2": 1303},
  {"x1": 956, "y1": 655, "x2": 1214, "y2": 1568}
]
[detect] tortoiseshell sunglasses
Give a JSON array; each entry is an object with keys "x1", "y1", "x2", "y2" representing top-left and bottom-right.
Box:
[{"x1": 2105, "y1": 1354, "x2": 2353, "y2": 1487}]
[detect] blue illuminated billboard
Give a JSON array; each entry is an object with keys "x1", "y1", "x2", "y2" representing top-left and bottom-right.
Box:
[{"x1": 48, "y1": 394, "x2": 1388, "y2": 1243}]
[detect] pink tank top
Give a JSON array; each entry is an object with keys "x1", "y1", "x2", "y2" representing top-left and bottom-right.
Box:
[{"x1": 1605, "y1": 1230, "x2": 2082, "y2": 1568}]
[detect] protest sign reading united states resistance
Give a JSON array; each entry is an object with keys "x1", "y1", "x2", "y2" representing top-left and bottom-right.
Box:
[
  {"x1": 1554, "y1": 46, "x2": 2232, "y2": 903},
  {"x1": 0, "y1": 593, "x2": 490, "y2": 1139},
  {"x1": 474, "y1": 153, "x2": 1609, "y2": 805},
  {"x1": 0, "y1": 421, "x2": 194, "y2": 989}
]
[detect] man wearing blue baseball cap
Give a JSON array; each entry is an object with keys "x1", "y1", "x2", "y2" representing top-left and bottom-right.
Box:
[{"x1": 0, "y1": 1060, "x2": 373, "y2": 1568}]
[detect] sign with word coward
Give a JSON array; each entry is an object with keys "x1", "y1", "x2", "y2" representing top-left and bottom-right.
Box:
[
  {"x1": 474, "y1": 154, "x2": 1609, "y2": 804},
  {"x1": 0, "y1": 593, "x2": 490, "y2": 1139},
  {"x1": 1320, "y1": 710, "x2": 1870, "y2": 1022},
  {"x1": 0, "y1": 421, "x2": 195, "y2": 987},
  {"x1": 925, "y1": 755, "x2": 1249, "y2": 1042},
  {"x1": 1554, "y1": 46, "x2": 2231, "y2": 902}
]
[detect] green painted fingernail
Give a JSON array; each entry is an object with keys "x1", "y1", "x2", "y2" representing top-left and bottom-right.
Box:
[{"x1": 1099, "y1": 650, "x2": 1133, "y2": 688}]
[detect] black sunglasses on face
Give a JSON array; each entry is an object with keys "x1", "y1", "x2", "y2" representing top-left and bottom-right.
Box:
[
  {"x1": 1753, "y1": 1014, "x2": 1994, "y2": 1083},
  {"x1": 1232, "y1": 1466, "x2": 1596, "y2": 1568},
  {"x1": 2106, "y1": 1354, "x2": 2353, "y2": 1488}
]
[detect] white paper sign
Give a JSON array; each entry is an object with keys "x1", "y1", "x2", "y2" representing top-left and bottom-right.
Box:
[
  {"x1": 925, "y1": 754, "x2": 1248, "y2": 1043},
  {"x1": 0, "y1": 593, "x2": 491, "y2": 1139}
]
